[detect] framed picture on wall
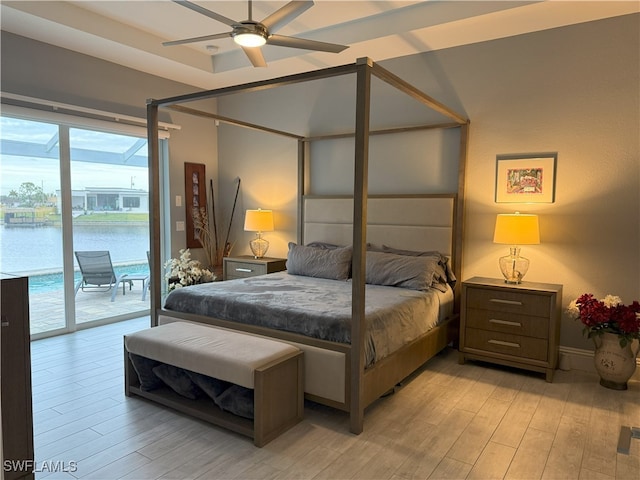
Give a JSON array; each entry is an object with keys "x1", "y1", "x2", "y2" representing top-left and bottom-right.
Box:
[
  {"x1": 495, "y1": 153, "x2": 557, "y2": 203},
  {"x1": 184, "y1": 162, "x2": 206, "y2": 248}
]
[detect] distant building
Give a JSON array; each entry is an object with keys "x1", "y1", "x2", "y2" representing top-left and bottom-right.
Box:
[{"x1": 55, "y1": 187, "x2": 148, "y2": 214}]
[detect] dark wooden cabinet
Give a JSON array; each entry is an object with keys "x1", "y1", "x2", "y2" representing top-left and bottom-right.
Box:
[
  {"x1": 459, "y1": 276, "x2": 562, "y2": 382},
  {"x1": 1, "y1": 273, "x2": 34, "y2": 480}
]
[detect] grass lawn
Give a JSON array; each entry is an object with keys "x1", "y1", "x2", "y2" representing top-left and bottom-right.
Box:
[{"x1": 48, "y1": 212, "x2": 149, "y2": 223}]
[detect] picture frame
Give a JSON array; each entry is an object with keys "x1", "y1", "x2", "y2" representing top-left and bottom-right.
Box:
[
  {"x1": 184, "y1": 162, "x2": 206, "y2": 248},
  {"x1": 495, "y1": 153, "x2": 557, "y2": 203}
]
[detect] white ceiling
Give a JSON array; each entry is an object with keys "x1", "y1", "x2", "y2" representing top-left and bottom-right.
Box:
[{"x1": 2, "y1": 1, "x2": 638, "y2": 90}]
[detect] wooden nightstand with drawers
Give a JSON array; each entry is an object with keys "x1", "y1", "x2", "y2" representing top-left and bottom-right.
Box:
[
  {"x1": 223, "y1": 256, "x2": 287, "y2": 281},
  {"x1": 459, "y1": 276, "x2": 563, "y2": 382}
]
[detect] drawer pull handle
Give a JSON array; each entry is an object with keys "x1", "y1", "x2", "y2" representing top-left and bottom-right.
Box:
[
  {"x1": 489, "y1": 319, "x2": 522, "y2": 327},
  {"x1": 235, "y1": 268, "x2": 253, "y2": 273},
  {"x1": 490, "y1": 298, "x2": 523, "y2": 306},
  {"x1": 488, "y1": 339, "x2": 520, "y2": 348}
]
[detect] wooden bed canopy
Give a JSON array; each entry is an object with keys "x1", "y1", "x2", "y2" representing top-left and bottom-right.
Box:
[{"x1": 146, "y1": 57, "x2": 470, "y2": 434}]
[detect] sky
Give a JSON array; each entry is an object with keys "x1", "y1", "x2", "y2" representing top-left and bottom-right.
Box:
[
  {"x1": 0, "y1": 156, "x2": 148, "y2": 196},
  {"x1": 0, "y1": 116, "x2": 149, "y2": 197}
]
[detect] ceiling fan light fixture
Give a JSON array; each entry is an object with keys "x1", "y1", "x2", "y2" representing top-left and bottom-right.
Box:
[
  {"x1": 234, "y1": 32, "x2": 266, "y2": 47},
  {"x1": 232, "y1": 22, "x2": 268, "y2": 47}
]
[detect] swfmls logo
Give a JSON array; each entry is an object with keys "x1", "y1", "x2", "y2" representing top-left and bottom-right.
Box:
[{"x1": 3, "y1": 460, "x2": 78, "y2": 473}]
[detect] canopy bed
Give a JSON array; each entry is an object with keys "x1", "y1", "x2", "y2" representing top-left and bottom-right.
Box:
[{"x1": 146, "y1": 57, "x2": 469, "y2": 434}]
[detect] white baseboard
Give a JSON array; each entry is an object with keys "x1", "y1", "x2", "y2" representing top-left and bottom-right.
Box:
[{"x1": 559, "y1": 346, "x2": 640, "y2": 381}]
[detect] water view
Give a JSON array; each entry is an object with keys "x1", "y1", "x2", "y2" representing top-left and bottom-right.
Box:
[
  {"x1": 1, "y1": 224, "x2": 149, "y2": 272},
  {"x1": 1, "y1": 224, "x2": 150, "y2": 292}
]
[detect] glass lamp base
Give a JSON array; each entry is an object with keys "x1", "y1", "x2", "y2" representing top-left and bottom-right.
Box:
[
  {"x1": 498, "y1": 247, "x2": 529, "y2": 284},
  {"x1": 249, "y1": 235, "x2": 269, "y2": 258}
]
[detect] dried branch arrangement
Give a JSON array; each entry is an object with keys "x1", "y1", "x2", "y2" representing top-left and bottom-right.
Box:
[
  {"x1": 192, "y1": 206, "x2": 219, "y2": 268},
  {"x1": 191, "y1": 177, "x2": 241, "y2": 268}
]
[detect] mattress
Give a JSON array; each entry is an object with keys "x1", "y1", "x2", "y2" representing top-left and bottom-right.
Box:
[{"x1": 163, "y1": 271, "x2": 453, "y2": 366}]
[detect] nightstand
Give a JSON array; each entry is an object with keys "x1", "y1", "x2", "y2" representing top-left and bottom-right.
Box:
[
  {"x1": 223, "y1": 256, "x2": 287, "y2": 281},
  {"x1": 459, "y1": 276, "x2": 563, "y2": 382}
]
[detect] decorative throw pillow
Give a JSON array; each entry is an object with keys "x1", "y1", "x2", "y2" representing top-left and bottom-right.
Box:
[
  {"x1": 187, "y1": 371, "x2": 233, "y2": 401},
  {"x1": 215, "y1": 384, "x2": 255, "y2": 419},
  {"x1": 128, "y1": 353, "x2": 164, "y2": 391},
  {"x1": 286, "y1": 242, "x2": 352, "y2": 280},
  {"x1": 365, "y1": 251, "x2": 438, "y2": 291},
  {"x1": 152, "y1": 364, "x2": 202, "y2": 400}
]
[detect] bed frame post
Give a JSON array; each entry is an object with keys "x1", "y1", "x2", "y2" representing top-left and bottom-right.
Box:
[
  {"x1": 350, "y1": 58, "x2": 372, "y2": 435},
  {"x1": 453, "y1": 121, "x2": 469, "y2": 311},
  {"x1": 147, "y1": 100, "x2": 161, "y2": 327},
  {"x1": 297, "y1": 139, "x2": 309, "y2": 243}
]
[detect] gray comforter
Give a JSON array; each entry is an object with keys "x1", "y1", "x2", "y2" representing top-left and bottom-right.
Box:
[{"x1": 163, "y1": 272, "x2": 452, "y2": 365}]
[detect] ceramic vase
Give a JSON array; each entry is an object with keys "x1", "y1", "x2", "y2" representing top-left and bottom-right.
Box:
[{"x1": 593, "y1": 332, "x2": 639, "y2": 390}]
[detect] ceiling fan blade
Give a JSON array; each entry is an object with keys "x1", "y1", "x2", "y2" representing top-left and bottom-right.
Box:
[
  {"x1": 172, "y1": 0, "x2": 238, "y2": 27},
  {"x1": 241, "y1": 46, "x2": 267, "y2": 67},
  {"x1": 266, "y1": 34, "x2": 348, "y2": 53},
  {"x1": 261, "y1": 1, "x2": 314, "y2": 33},
  {"x1": 163, "y1": 32, "x2": 232, "y2": 47}
]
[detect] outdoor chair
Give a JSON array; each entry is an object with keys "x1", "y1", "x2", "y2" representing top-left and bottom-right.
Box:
[
  {"x1": 142, "y1": 250, "x2": 151, "y2": 302},
  {"x1": 74, "y1": 251, "x2": 149, "y2": 302}
]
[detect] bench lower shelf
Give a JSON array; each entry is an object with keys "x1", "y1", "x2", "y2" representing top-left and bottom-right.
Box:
[
  {"x1": 127, "y1": 385, "x2": 255, "y2": 437},
  {"x1": 124, "y1": 349, "x2": 304, "y2": 447}
]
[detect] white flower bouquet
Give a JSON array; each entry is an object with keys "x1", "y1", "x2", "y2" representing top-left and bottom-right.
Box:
[{"x1": 165, "y1": 248, "x2": 215, "y2": 291}]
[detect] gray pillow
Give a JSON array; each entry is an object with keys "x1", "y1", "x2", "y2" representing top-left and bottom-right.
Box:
[
  {"x1": 286, "y1": 242, "x2": 352, "y2": 280},
  {"x1": 306, "y1": 241, "x2": 340, "y2": 250},
  {"x1": 381, "y1": 245, "x2": 441, "y2": 258},
  {"x1": 187, "y1": 371, "x2": 233, "y2": 401},
  {"x1": 128, "y1": 353, "x2": 164, "y2": 391},
  {"x1": 215, "y1": 385, "x2": 255, "y2": 419},
  {"x1": 365, "y1": 251, "x2": 439, "y2": 291},
  {"x1": 152, "y1": 364, "x2": 202, "y2": 400},
  {"x1": 381, "y1": 245, "x2": 456, "y2": 287}
]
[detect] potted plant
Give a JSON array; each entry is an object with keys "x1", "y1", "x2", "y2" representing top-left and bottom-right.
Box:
[{"x1": 567, "y1": 294, "x2": 640, "y2": 389}]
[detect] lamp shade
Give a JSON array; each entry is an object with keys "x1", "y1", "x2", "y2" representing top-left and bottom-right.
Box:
[
  {"x1": 493, "y1": 213, "x2": 540, "y2": 245},
  {"x1": 244, "y1": 209, "x2": 274, "y2": 232}
]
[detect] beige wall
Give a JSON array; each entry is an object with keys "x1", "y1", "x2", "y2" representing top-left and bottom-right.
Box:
[
  {"x1": 217, "y1": 14, "x2": 639, "y2": 350},
  {"x1": 400, "y1": 13, "x2": 639, "y2": 350}
]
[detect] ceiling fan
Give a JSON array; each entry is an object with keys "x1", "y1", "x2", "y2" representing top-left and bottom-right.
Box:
[{"x1": 163, "y1": 0, "x2": 349, "y2": 67}]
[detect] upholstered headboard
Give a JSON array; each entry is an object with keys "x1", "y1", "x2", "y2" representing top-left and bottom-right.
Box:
[{"x1": 302, "y1": 195, "x2": 456, "y2": 257}]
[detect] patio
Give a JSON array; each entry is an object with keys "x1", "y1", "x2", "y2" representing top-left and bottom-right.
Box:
[{"x1": 29, "y1": 281, "x2": 151, "y2": 335}]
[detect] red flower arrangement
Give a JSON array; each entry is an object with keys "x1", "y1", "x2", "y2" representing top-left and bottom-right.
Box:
[{"x1": 567, "y1": 294, "x2": 640, "y2": 347}]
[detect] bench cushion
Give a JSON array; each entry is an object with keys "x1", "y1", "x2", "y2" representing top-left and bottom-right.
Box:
[{"x1": 124, "y1": 322, "x2": 299, "y2": 388}]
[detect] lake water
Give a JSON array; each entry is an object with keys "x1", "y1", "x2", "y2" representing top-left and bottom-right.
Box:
[{"x1": 0, "y1": 224, "x2": 150, "y2": 288}]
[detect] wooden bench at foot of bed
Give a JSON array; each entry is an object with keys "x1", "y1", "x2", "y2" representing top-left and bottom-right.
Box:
[{"x1": 124, "y1": 322, "x2": 304, "y2": 447}]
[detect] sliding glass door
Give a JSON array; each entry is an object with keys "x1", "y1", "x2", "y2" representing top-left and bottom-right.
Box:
[
  {"x1": 0, "y1": 114, "x2": 152, "y2": 337},
  {"x1": 0, "y1": 117, "x2": 66, "y2": 334},
  {"x1": 69, "y1": 128, "x2": 150, "y2": 325}
]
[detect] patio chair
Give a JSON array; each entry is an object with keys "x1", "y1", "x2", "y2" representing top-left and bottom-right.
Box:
[
  {"x1": 142, "y1": 250, "x2": 151, "y2": 301},
  {"x1": 74, "y1": 251, "x2": 148, "y2": 302}
]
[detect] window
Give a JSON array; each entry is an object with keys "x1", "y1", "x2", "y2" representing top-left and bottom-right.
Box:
[
  {"x1": 123, "y1": 196, "x2": 141, "y2": 208},
  {"x1": 0, "y1": 110, "x2": 163, "y2": 338}
]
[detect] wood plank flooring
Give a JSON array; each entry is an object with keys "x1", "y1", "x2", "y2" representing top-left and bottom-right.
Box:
[{"x1": 30, "y1": 317, "x2": 640, "y2": 479}]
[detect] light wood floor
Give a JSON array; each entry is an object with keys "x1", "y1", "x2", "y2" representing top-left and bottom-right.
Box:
[{"x1": 31, "y1": 317, "x2": 640, "y2": 480}]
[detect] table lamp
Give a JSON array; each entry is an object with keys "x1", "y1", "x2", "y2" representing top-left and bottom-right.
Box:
[
  {"x1": 493, "y1": 212, "x2": 540, "y2": 284},
  {"x1": 244, "y1": 208, "x2": 274, "y2": 258}
]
